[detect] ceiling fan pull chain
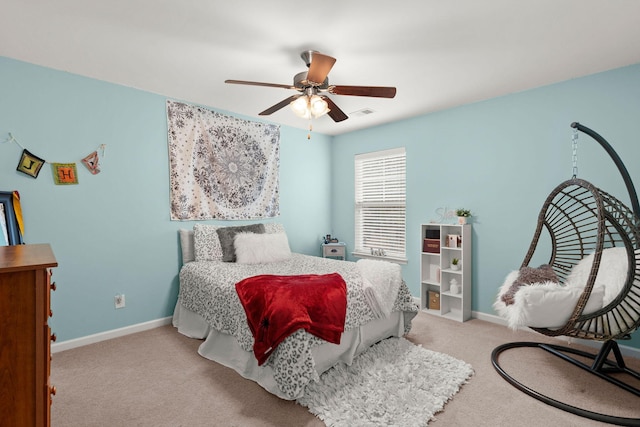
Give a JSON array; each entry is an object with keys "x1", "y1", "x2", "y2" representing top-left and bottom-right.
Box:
[{"x1": 308, "y1": 120, "x2": 312, "y2": 140}]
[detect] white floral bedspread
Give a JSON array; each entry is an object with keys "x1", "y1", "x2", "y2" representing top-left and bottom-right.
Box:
[{"x1": 178, "y1": 253, "x2": 417, "y2": 398}]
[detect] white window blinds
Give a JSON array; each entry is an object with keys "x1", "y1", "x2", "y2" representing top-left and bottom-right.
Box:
[{"x1": 354, "y1": 147, "x2": 406, "y2": 261}]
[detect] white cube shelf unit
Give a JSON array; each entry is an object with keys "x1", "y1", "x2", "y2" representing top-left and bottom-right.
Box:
[{"x1": 420, "y1": 223, "x2": 471, "y2": 322}]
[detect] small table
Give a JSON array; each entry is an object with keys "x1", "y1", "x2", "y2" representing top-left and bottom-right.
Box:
[{"x1": 322, "y1": 242, "x2": 346, "y2": 260}]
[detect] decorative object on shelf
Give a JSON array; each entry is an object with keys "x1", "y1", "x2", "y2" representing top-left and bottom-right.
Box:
[
  {"x1": 323, "y1": 234, "x2": 340, "y2": 244},
  {"x1": 428, "y1": 290, "x2": 440, "y2": 310},
  {"x1": 455, "y1": 208, "x2": 472, "y2": 225},
  {"x1": 370, "y1": 248, "x2": 386, "y2": 256},
  {"x1": 450, "y1": 257, "x2": 460, "y2": 270},
  {"x1": 422, "y1": 237, "x2": 440, "y2": 253},
  {"x1": 434, "y1": 207, "x2": 456, "y2": 223},
  {"x1": 423, "y1": 229, "x2": 440, "y2": 253},
  {"x1": 447, "y1": 234, "x2": 461, "y2": 248},
  {"x1": 449, "y1": 278, "x2": 460, "y2": 294}
]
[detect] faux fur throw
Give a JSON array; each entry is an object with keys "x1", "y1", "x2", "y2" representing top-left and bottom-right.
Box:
[
  {"x1": 235, "y1": 273, "x2": 347, "y2": 366},
  {"x1": 500, "y1": 264, "x2": 559, "y2": 305},
  {"x1": 357, "y1": 259, "x2": 403, "y2": 319}
]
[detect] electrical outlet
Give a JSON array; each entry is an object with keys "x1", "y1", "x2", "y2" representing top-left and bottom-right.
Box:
[{"x1": 115, "y1": 294, "x2": 125, "y2": 309}]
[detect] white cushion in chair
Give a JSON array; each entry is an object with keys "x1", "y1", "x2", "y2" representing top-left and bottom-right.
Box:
[
  {"x1": 565, "y1": 247, "x2": 629, "y2": 306},
  {"x1": 494, "y1": 270, "x2": 605, "y2": 330}
]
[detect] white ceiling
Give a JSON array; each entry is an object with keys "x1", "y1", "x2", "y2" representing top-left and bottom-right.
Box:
[{"x1": 2, "y1": 0, "x2": 640, "y2": 136}]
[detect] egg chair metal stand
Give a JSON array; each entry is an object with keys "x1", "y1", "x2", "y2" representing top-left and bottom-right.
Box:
[{"x1": 491, "y1": 122, "x2": 640, "y2": 426}]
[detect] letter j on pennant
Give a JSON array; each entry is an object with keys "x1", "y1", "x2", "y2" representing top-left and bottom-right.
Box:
[{"x1": 16, "y1": 149, "x2": 45, "y2": 178}]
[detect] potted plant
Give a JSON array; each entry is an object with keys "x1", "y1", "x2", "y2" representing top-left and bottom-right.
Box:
[
  {"x1": 456, "y1": 208, "x2": 472, "y2": 225},
  {"x1": 450, "y1": 257, "x2": 460, "y2": 271}
]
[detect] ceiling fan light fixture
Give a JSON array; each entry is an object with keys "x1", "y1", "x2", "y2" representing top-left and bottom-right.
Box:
[
  {"x1": 289, "y1": 94, "x2": 330, "y2": 119},
  {"x1": 290, "y1": 96, "x2": 311, "y2": 119},
  {"x1": 309, "y1": 95, "x2": 330, "y2": 118}
]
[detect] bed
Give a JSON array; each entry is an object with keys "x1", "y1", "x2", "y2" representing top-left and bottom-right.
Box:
[{"x1": 172, "y1": 223, "x2": 418, "y2": 400}]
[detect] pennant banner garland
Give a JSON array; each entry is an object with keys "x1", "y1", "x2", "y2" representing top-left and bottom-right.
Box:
[{"x1": 2, "y1": 133, "x2": 106, "y2": 184}]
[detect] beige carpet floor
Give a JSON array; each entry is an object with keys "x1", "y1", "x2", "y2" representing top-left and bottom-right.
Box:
[{"x1": 51, "y1": 312, "x2": 640, "y2": 426}]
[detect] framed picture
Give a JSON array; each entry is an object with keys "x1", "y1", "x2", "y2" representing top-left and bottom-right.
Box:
[{"x1": 0, "y1": 191, "x2": 23, "y2": 245}]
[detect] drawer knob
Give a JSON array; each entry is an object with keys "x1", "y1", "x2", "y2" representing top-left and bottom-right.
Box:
[
  {"x1": 50, "y1": 333, "x2": 57, "y2": 342},
  {"x1": 50, "y1": 282, "x2": 57, "y2": 291},
  {"x1": 49, "y1": 310, "x2": 53, "y2": 317},
  {"x1": 50, "y1": 386, "x2": 57, "y2": 396},
  {"x1": 331, "y1": 249, "x2": 337, "y2": 253}
]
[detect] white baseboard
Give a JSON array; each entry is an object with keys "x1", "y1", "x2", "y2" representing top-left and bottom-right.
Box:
[
  {"x1": 51, "y1": 316, "x2": 173, "y2": 353},
  {"x1": 52, "y1": 306, "x2": 640, "y2": 361}
]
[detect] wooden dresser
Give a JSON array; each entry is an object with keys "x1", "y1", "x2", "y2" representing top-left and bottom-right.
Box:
[{"x1": 0, "y1": 244, "x2": 58, "y2": 426}]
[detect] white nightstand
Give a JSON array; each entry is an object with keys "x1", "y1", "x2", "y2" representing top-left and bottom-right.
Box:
[{"x1": 322, "y1": 242, "x2": 346, "y2": 260}]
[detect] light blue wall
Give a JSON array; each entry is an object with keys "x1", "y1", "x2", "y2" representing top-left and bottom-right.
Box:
[
  {"x1": 331, "y1": 63, "x2": 640, "y2": 348},
  {"x1": 3, "y1": 56, "x2": 639, "y2": 349},
  {"x1": 0, "y1": 57, "x2": 333, "y2": 341}
]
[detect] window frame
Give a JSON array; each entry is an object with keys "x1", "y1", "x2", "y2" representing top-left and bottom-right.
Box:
[{"x1": 354, "y1": 147, "x2": 407, "y2": 263}]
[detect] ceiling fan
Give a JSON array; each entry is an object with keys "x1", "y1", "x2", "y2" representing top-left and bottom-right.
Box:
[{"x1": 225, "y1": 50, "x2": 396, "y2": 123}]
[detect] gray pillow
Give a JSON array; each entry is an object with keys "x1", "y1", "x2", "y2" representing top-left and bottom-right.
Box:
[
  {"x1": 216, "y1": 224, "x2": 266, "y2": 262},
  {"x1": 179, "y1": 229, "x2": 195, "y2": 264}
]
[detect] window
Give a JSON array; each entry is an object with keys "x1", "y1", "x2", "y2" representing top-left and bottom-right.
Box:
[{"x1": 354, "y1": 147, "x2": 406, "y2": 262}]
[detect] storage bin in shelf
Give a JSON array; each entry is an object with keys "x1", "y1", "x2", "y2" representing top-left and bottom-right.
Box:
[{"x1": 420, "y1": 223, "x2": 471, "y2": 322}]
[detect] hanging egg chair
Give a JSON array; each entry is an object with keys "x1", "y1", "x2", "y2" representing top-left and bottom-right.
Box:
[{"x1": 492, "y1": 122, "x2": 640, "y2": 426}]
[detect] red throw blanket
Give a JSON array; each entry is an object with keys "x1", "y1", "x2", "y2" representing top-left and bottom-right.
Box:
[{"x1": 235, "y1": 273, "x2": 347, "y2": 366}]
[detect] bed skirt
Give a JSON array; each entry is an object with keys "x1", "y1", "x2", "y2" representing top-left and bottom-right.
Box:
[{"x1": 173, "y1": 302, "x2": 409, "y2": 400}]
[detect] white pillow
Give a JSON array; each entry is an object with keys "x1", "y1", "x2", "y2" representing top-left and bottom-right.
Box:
[
  {"x1": 565, "y1": 247, "x2": 629, "y2": 306},
  {"x1": 234, "y1": 232, "x2": 292, "y2": 264},
  {"x1": 494, "y1": 270, "x2": 604, "y2": 329}
]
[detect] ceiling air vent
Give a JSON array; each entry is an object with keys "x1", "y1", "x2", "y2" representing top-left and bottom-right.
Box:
[{"x1": 350, "y1": 108, "x2": 376, "y2": 117}]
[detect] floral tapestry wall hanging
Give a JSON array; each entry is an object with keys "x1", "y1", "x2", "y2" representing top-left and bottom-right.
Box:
[{"x1": 166, "y1": 100, "x2": 280, "y2": 220}]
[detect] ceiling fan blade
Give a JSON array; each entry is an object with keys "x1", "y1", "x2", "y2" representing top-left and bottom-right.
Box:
[
  {"x1": 225, "y1": 79, "x2": 295, "y2": 90},
  {"x1": 322, "y1": 96, "x2": 348, "y2": 122},
  {"x1": 259, "y1": 95, "x2": 301, "y2": 116},
  {"x1": 329, "y1": 85, "x2": 396, "y2": 98},
  {"x1": 306, "y1": 53, "x2": 336, "y2": 86}
]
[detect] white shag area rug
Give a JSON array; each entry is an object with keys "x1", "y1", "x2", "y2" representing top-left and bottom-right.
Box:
[{"x1": 297, "y1": 337, "x2": 474, "y2": 427}]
